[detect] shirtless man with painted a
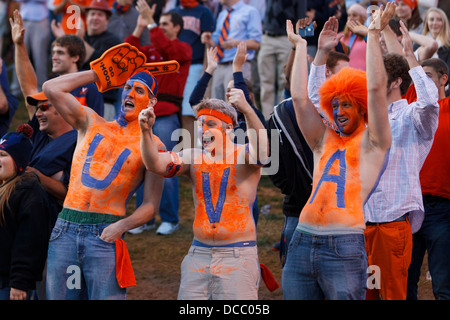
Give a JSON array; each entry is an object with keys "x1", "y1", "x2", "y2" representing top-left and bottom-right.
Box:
[
  {"x1": 281, "y1": 4, "x2": 394, "y2": 300},
  {"x1": 42, "y1": 43, "x2": 171, "y2": 300},
  {"x1": 139, "y1": 89, "x2": 268, "y2": 299}
]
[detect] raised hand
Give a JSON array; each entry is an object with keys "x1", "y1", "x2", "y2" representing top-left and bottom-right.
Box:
[
  {"x1": 286, "y1": 19, "x2": 307, "y2": 47},
  {"x1": 139, "y1": 106, "x2": 156, "y2": 133},
  {"x1": 9, "y1": 9, "x2": 25, "y2": 44},
  {"x1": 318, "y1": 16, "x2": 343, "y2": 52},
  {"x1": 136, "y1": 0, "x2": 156, "y2": 25},
  {"x1": 205, "y1": 46, "x2": 218, "y2": 74},
  {"x1": 233, "y1": 41, "x2": 249, "y2": 71},
  {"x1": 227, "y1": 88, "x2": 252, "y2": 114}
]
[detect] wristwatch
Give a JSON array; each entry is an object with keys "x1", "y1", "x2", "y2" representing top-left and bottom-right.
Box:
[{"x1": 147, "y1": 23, "x2": 157, "y2": 30}]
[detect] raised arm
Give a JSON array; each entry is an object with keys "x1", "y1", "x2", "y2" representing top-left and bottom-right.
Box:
[
  {"x1": 308, "y1": 17, "x2": 342, "y2": 106},
  {"x1": 399, "y1": 21, "x2": 439, "y2": 140},
  {"x1": 139, "y1": 106, "x2": 190, "y2": 177},
  {"x1": 42, "y1": 70, "x2": 96, "y2": 132},
  {"x1": 286, "y1": 19, "x2": 325, "y2": 151},
  {"x1": 227, "y1": 88, "x2": 268, "y2": 166},
  {"x1": 10, "y1": 10, "x2": 39, "y2": 119},
  {"x1": 365, "y1": 5, "x2": 392, "y2": 151}
]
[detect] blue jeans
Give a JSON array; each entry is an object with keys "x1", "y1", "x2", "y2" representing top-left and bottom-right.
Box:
[
  {"x1": 280, "y1": 216, "x2": 299, "y2": 267},
  {"x1": 46, "y1": 218, "x2": 126, "y2": 300},
  {"x1": 407, "y1": 196, "x2": 450, "y2": 300},
  {"x1": 282, "y1": 230, "x2": 368, "y2": 300},
  {"x1": 136, "y1": 113, "x2": 180, "y2": 224}
]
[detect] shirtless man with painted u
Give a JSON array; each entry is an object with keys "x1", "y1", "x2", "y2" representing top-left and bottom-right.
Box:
[
  {"x1": 139, "y1": 90, "x2": 268, "y2": 299},
  {"x1": 42, "y1": 44, "x2": 167, "y2": 299},
  {"x1": 281, "y1": 4, "x2": 394, "y2": 300}
]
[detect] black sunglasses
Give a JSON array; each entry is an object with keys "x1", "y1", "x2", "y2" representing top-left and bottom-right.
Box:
[{"x1": 36, "y1": 103, "x2": 52, "y2": 112}]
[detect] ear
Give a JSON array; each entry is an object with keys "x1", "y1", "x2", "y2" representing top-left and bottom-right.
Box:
[
  {"x1": 325, "y1": 67, "x2": 332, "y2": 78},
  {"x1": 389, "y1": 77, "x2": 403, "y2": 91},
  {"x1": 440, "y1": 73, "x2": 448, "y2": 87}
]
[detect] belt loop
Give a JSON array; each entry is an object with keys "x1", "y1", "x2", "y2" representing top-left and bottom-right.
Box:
[{"x1": 234, "y1": 247, "x2": 240, "y2": 258}]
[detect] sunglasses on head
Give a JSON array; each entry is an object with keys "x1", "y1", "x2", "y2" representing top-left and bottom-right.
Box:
[{"x1": 36, "y1": 103, "x2": 52, "y2": 112}]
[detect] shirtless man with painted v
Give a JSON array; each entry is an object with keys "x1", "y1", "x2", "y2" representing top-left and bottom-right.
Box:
[
  {"x1": 139, "y1": 89, "x2": 268, "y2": 299},
  {"x1": 42, "y1": 43, "x2": 179, "y2": 299},
  {"x1": 281, "y1": 4, "x2": 394, "y2": 300}
]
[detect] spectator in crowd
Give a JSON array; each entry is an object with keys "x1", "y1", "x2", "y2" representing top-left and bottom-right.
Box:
[
  {"x1": 406, "y1": 57, "x2": 450, "y2": 300},
  {"x1": 257, "y1": 0, "x2": 306, "y2": 119},
  {"x1": 52, "y1": 0, "x2": 89, "y2": 35},
  {"x1": 42, "y1": 43, "x2": 165, "y2": 300},
  {"x1": 395, "y1": 0, "x2": 423, "y2": 34},
  {"x1": 51, "y1": 34, "x2": 105, "y2": 117},
  {"x1": 0, "y1": 125, "x2": 51, "y2": 300},
  {"x1": 126, "y1": 0, "x2": 192, "y2": 235},
  {"x1": 364, "y1": 15, "x2": 439, "y2": 300},
  {"x1": 10, "y1": 9, "x2": 77, "y2": 231},
  {"x1": 340, "y1": 2, "x2": 367, "y2": 70},
  {"x1": 282, "y1": 4, "x2": 392, "y2": 300},
  {"x1": 201, "y1": 0, "x2": 262, "y2": 101},
  {"x1": 138, "y1": 92, "x2": 268, "y2": 299},
  {"x1": 421, "y1": 7, "x2": 450, "y2": 95}
]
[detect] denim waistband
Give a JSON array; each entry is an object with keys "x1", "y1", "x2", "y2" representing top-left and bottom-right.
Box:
[
  {"x1": 192, "y1": 239, "x2": 257, "y2": 248},
  {"x1": 295, "y1": 230, "x2": 365, "y2": 244},
  {"x1": 58, "y1": 208, "x2": 122, "y2": 224}
]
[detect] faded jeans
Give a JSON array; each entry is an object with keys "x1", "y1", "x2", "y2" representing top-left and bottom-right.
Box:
[
  {"x1": 46, "y1": 218, "x2": 126, "y2": 300},
  {"x1": 282, "y1": 230, "x2": 368, "y2": 300}
]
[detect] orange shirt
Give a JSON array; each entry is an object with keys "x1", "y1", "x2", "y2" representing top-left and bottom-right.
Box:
[
  {"x1": 53, "y1": 0, "x2": 88, "y2": 35},
  {"x1": 420, "y1": 96, "x2": 450, "y2": 198},
  {"x1": 298, "y1": 129, "x2": 366, "y2": 234}
]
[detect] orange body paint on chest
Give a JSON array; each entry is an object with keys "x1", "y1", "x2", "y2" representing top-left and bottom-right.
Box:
[
  {"x1": 64, "y1": 113, "x2": 162, "y2": 216},
  {"x1": 299, "y1": 129, "x2": 365, "y2": 231},
  {"x1": 191, "y1": 146, "x2": 256, "y2": 245}
]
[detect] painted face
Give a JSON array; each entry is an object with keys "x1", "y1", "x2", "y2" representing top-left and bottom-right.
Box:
[
  {"x1": 331, "y1": 97, "x2": 363, "y2": 135},
  {"x1": 197, "y1": 115, "x2": 227, "y2": 152},
  {"x1": 119, "y1": 80, "x2": 151, "y2": 123},
  {"x1": 0, "y1": 150, "x2": 17, "y2": 182}
]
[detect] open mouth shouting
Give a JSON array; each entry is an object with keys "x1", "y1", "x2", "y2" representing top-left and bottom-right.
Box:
[
  {"x1": 202, "y1": 134, "x2": 215, "y2": 148},
  {"x1": 337, "y1": 116, "x2": 349, "y2": 127},
  {"x1": 124, "y1": 99, "x2": 135, "y2": 112}
]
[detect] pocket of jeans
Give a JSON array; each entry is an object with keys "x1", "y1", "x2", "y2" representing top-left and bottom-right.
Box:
[
  {"x1": 96, "y1": 235, "x2": 115, "y2": 245},
  {"x1": 49, "y1": 226, "x2": 63, "y2": 242},
  {"x1": 334, "y1": 239, "x2": 364, "y2": 258}
]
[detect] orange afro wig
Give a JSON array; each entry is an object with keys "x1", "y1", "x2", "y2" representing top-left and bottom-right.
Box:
[{"x1": 319, "y1": 67, "x2": 368, "y2": 124}]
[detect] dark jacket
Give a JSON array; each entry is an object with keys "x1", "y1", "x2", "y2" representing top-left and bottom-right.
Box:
[
  {"x1": 0, "y1": 175, "x2": 51, "y2": 291},
  {"x1": 266, "y1": 98, "x2": 314, "y2": 217}
]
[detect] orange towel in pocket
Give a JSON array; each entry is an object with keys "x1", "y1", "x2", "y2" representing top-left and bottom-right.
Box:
[{"x1": 115, "y1": 239, "x2": 136, "y2": 288}]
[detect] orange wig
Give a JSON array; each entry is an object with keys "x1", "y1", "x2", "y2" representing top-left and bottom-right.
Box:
[{"x1": 319, "y1": 67, "x2": 368, "y2": 124}]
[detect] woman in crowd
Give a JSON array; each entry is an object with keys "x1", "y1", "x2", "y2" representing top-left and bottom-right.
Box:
[{"x1": 0, "y1": 125, "x2": 50, "y2": 300}]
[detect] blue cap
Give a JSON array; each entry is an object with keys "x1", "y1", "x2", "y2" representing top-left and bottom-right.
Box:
[
  {"x1": 0, "y1": 124, "x2": 33, "y2": 175},
  {"x1": 130, "y1": 71, "x2": 158, "y2": 97}
]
